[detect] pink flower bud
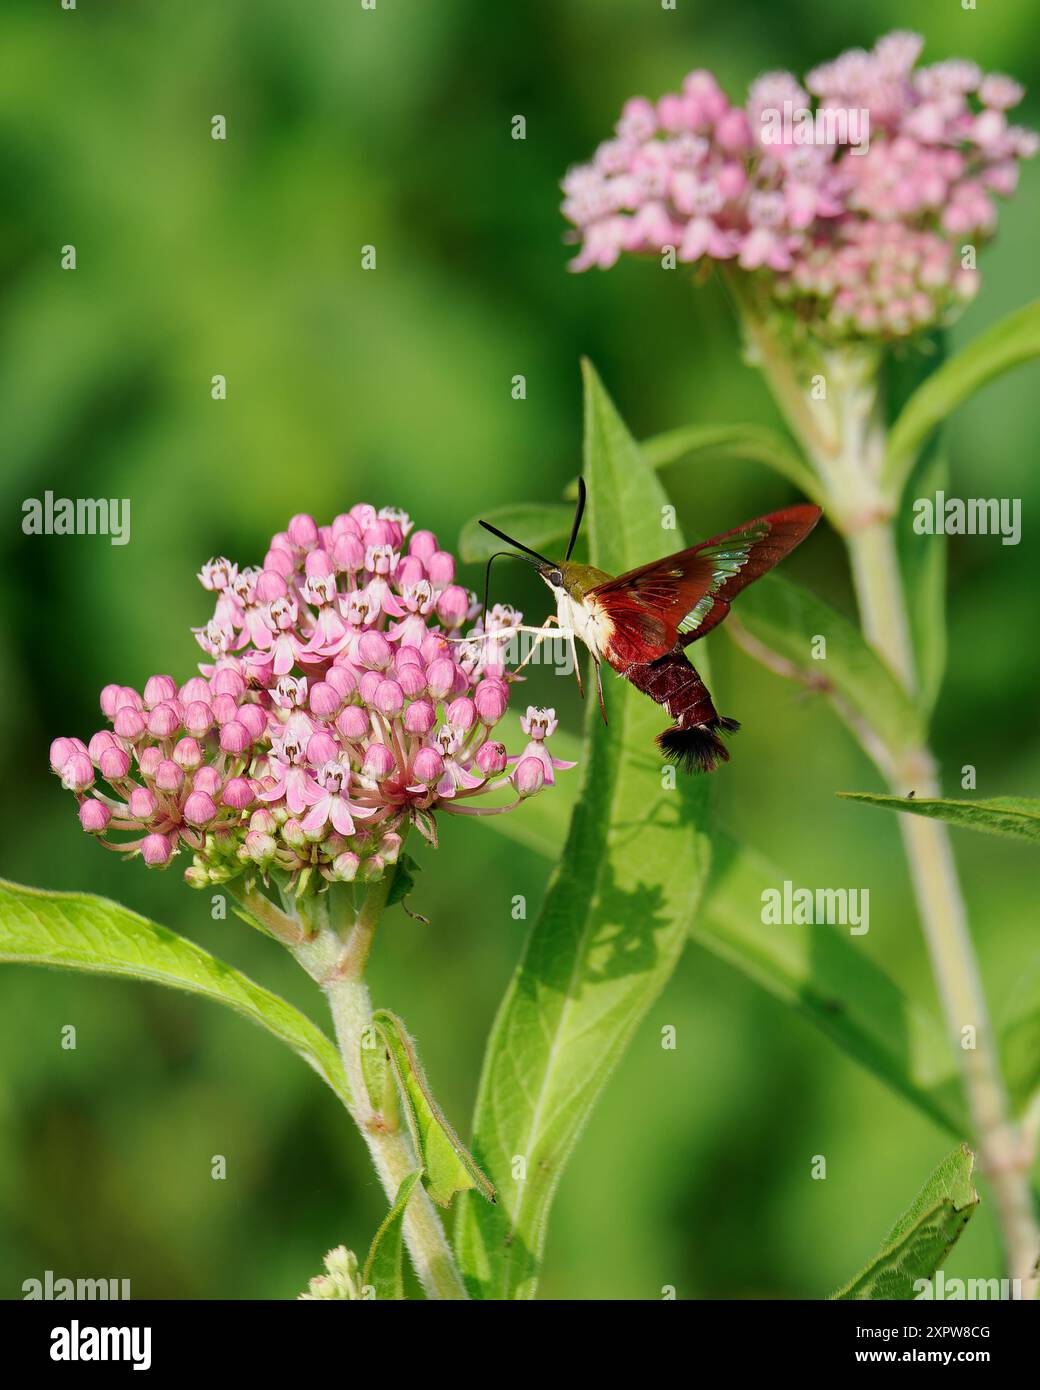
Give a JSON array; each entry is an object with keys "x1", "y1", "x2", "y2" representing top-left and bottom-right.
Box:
[
  {"x1": 155, "y1": 759, "x2": 185, "y2": 793},
  {"x1": 420, "y1": 633, "x2": 448, "y2": 665},
  {"x1": 147, "y1": 702, "x2": 181, "y2": 738},
  {"x1": 427, "y1": 551, "x2": 455, "y2": 587},
  {"x1": 394, "y1": 555, "x2": 426, "y2": 590},
  {"x1": 211, "y1": 694, "x2": 239, "y2": 726},
  {"x1": 355, "y1": 672, "x2": 382, "y2": 710},
  {"x1": 88, "y1": 730, "x2": 119, "y2": 762},
  {"x1": 513, "y1": 756, "x2": 546, "y2": 798},
  {"x1": 474, "y1": 679, "x2": 509, "y2": 724},
  {"x1": 129, "y1": 786, "x2": 157, "y2": 819},
  {"x1": 113, "y1": 707, "x2": 146, "y2": 741},
  {"x1": 141, "y1": 832, "x2": 174, "y2": 867},
  {"x1": 79, "y1": 798, "x2": 111, "y2": 834},
  {"x1": 99, "y1": 684, "x2": 124, "y2": 717},
  {"x1": 61, "y1": 752, "x2": 95, "y2": 792},
  {"x1": 256, "y1": 569, "x2": 289, "y2": 603},
  {"x1": 436, "y1": 585, "x2": 469, "y2": 629},
  {"x1": 412, "y1": 747, "x2": 444, "y2": 784},
  {"x1": 475, "y1": 740, "x2": 508, "y2": 776},
  {"x1": 309, "y1": 681, "x2": 342, "y2": 718},
  {"x1": 144, "y1": 674, "x2": 178, "y2": 709},
  {"x1": 192, "y1": 766, "x2": 222, "y2": 796},
  {"x1": 249, "y1": 808, "x2": 278, "y2": 834},
  {"x1": 409, "y1": 530, "x2": 438, "y2": 562},
  {"x1": 211, "y1": 667, "x2": 246, "y2": 700},
  {"x1": 183, "y1": 701, "x2": 213, "y2": 737},
  {"x1": 326, "y1": 664, "x2": 357, "y2": 698},
  {"x1": 49, "y1": 736, "x2": 82, "y2": 772},
  {"x1": 282, "y1": 817, "x2": 308, "y2": 849},
  {"x1": 288, "y1": 513, "x2": 319, "y2": 550},
  {"x1": 332, "y1": 532, "x2": 366, "y2": 572},
  {"x1": 330, "y1": 851, "x2": 360, "y2": 882},
  {"x1": 220, "y1": 721, "x2": 252, "y2": 755},
  {"x1": 447, "y1": 696, "x2": 476, "y2": 732},
  {"x1": 179, "y1": 677, "x2": 210, "y2": 704},
  {"x1": 99, "y1": 746, "x2": 131, "y2": 780},
  {"x1": 362, "y1": 744, "x2": 395, "y2": 781},
  {"x1": 425, "y1": 658, "x2": 456, "y2": 700},
  {"x1": 222, "y1": 776, "x2": 254, "y2": 810},
  {"x1": 184, "y1": 790, "x2": 218, "y2": 826},
  {"x1": 336, "y1": 706, "x2": 370, "y2": 741},
  {"x1": 264, "y1": 546, "x2": 295, "y2": 579},
  {"x1": 238, "y1": 703, "x2": 267, "y2": 739},
  {"x1": 398, "y1": 663, "x2": 427, "y2": 699},
  {"x1": 373, "y1": 679, "x2": 404, "y2": 717},
  {"x1": 173, "y1": 737, "x2": 203, "y2": 771},
  {"x1": 138, "y1": 746, "x2": 162, "y2": 777},
  {"x1": 307, "y1": 731, "x2": 339, "y2": 765},
  {"x1": 244, "y1": 830, "x2": 277, "y2": 863},
  {"x1": 357, "y1": 630, "x2": 392, "y2": 670},
  {"x1": 378, "y1": 832, "x2": 402, "y2": 864},
  {"x1": 304, "y1": 547, "x2": 334, "y2": 578},
  {"x1": 404, "y1": 698, "x2": 436, "y2": 736}
]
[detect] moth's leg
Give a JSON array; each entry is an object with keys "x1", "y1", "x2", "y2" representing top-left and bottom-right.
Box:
[
  {"x1": 511, "y1": 618, "x2": 575, "y2": 676},
  {"x1": 594, "y1": 658, "x2": 608, "y2": 725},
  {"x1": 573, "y1": 640, "x2": 585, "y2": 700}
]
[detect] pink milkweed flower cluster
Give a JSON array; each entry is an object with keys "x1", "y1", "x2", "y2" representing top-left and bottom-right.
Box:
[
  {"x1": 49, "y1": 507, "x2": 574, "y2": 893},
  {"x1": 561, "y1": 32, "x2": 1037, "y2": 340}
]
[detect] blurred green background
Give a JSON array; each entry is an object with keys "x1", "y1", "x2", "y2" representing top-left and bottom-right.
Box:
[{"x1": 2, "y1": 0, "x2": 1038, "y2": 1299}]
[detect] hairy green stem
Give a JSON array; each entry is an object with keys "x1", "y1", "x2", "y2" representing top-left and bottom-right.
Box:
[
  {"x1": 851, "y1": 531, "x2": 1039, "y2": 1298},
  {"x1": 288, "y1": 878, "x2": 468, "y2": 1301},
  {"x1": 746, "y1": 320, "x2": 1039, "y2": 1296}
]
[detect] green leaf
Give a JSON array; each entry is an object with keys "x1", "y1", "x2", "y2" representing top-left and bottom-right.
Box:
[
  {"x1": 362, "y1": 1171, "x2": 422, "y2": 1300},
  {"x1": 732, "y1": 573, "x2": 925, "y2": 758},
  {"x1": 564, "y1": 422, "x2": 823, "y2": 506},
  {"x1": 373, "y1": 1009, "x2": 495, "y2": 1208},
  {"x1": 837, "y1": 792, "x2": 1040, "y2": 845},
  {"x1": 0, "y1": 877, "x2": 351, "y2": 1106},
  {"x1": 455, "y1": 360, "x2": 713, "y2": 1299},
  {"x1": 884, "y1": 300, "x2": 1040, "y2": 501},
  {"x1": 697, "y1": 840, "x2": 963, "y2": 1133},
  {"x1": 458, "y1": 502, "x2": 575, "y2": 565},
  {"x1": 832, "y1": 1145, "x2": 979, "y2": 1299}
]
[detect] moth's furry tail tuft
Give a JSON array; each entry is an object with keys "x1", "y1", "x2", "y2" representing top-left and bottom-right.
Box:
[{"x1": 656, "y1": 717, "x2": 741, "y2": 774}]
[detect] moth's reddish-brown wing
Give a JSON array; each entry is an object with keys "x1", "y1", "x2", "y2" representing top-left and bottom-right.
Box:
[{"x1": 590, "y1": 504, "x2": 821, "y2": 668}]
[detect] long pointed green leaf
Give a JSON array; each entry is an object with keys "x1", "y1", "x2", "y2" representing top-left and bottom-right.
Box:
[
  {"x1": 373, "y1": 1009, "x2": 495, "y2": 1208},
  {"x1": 832, "y1": 1145, "x2": 978, "y2": 1299},
  {"x1": 1000, "y1": 955, "x2": 1040, "y2": 1120},
  {"x1": 837, "y1": 792, "x2": 1040, "y2": 844},
  {"x1": 362, "y1": 1171, "x2": 422, "y2": 1300},
  {"x1": 0, "y1": 877, "x2": 350, "y2": 1107},
  {"x1": 697, "y1": 840, "x2": 963, "y2": 1132},
  {"x1": 733, "y1": 572, "x2": 925, "y2": 758},
  {"x1": 884, "y1": 300, "x2": 1040, "y2": 501},
  {"x1": 455, "y1": 361, "x2": 714, "y2": 1299},
  {"x1": 899, "y1": 443, "x2": 948, "y2": 718}
]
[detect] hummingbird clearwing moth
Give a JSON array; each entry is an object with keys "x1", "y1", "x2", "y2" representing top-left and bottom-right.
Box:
[{"x1": 478, "y1": 480, "x2": 822, "y2": 772}]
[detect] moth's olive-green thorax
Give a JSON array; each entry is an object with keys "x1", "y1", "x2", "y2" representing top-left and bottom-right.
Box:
[{"x1": 537, "y1": 559, "x2": 612, "y2": 603}]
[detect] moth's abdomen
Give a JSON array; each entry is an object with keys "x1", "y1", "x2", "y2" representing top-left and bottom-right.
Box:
[{"x1": 623, "y1": 645, "x2": 740, "y2": 773}]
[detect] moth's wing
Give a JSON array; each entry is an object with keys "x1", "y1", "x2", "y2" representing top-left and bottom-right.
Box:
[{"x1": 590, "y1": 504, "x2": 821, "y2": 666}]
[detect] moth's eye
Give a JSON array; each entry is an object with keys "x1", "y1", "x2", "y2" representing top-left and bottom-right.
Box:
[{"x1": 549, "y1": 569, "x2": 563, "y2": 587}]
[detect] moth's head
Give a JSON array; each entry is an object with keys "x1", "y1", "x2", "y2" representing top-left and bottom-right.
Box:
[{"x1": 537, "y1": 562, "x2": 565, "y2": 596}]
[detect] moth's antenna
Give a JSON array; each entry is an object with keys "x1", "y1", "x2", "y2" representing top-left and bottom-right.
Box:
[
  {"x1": 478, "y1": 519, "x2": 554, "y2": 567},
  {"x1": 565, "y1": 476, "x2": 587, "y2": 561},
  {"x1": 481, "y1": 548, "x2": 540, "y2": 623}
]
